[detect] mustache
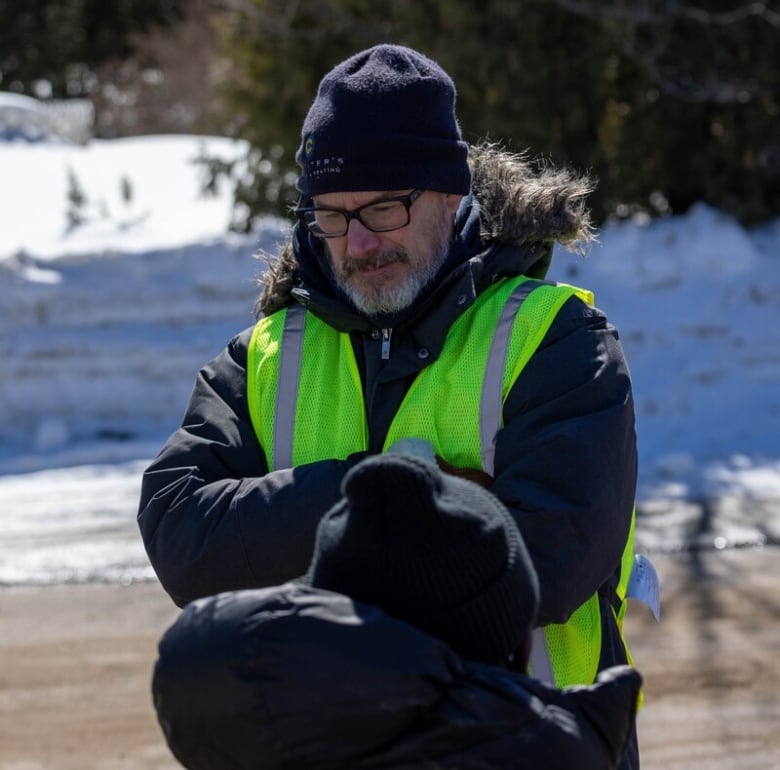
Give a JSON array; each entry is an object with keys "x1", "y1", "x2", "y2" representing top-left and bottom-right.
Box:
[{"x1": 342, "y1": 249, "x2": 409, "y2": 276}]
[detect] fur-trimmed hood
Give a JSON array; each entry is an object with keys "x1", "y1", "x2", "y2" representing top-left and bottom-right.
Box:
[{"x1": 256, "y1": 142, "x2": 594, "y2": 318}]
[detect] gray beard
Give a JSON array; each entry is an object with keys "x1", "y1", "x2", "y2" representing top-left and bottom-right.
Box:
[
  {"x1": 335, "y1": 235, "x2": 451, "y2": 317},
  {"x1": 341, "y1": 251, "x2": 442, "y2": 316}
]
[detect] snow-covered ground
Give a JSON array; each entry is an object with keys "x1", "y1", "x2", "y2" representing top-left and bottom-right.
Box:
[{"x1": 1, "y1": 128, "x2": 779, "y2": 586}]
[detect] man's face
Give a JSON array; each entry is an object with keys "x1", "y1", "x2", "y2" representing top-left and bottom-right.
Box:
[{"x1": 313, "y1": 189, "x2": 462, "y2": 316}]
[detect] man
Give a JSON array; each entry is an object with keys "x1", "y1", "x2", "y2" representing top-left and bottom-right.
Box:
[
  {"x1": 139, "y1": 43, "x2": 640, "y2": 766},
  {"x1": 152, "y1": 453, "x2": 642, "y2": 770}
]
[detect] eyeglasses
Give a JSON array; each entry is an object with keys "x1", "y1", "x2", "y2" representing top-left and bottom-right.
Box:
[{"x1": 295, "y1": 189, "x2": 425, "y2": 238}]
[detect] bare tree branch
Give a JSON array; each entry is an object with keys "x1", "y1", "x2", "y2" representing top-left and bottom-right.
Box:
[
  {"x1": 552, "y1": 0, "x2": 780, "y2": 27},
  {"x1": 676, "y1": 2, "x2": 780, "y2": 28}
]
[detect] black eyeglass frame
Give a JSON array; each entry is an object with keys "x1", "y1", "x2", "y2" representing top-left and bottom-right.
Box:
[{"x1": 294, "y1": 189, "x2": 425, "y2": 238}]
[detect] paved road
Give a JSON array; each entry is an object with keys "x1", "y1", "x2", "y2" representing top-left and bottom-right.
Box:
[{"x1": 625, "y1": 547, "x2": 780, "y2": 770}]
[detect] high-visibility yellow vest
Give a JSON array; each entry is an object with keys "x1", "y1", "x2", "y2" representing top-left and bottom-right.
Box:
[{"x1": 247, "y1": 275, "x2": 635, "y2": 687}]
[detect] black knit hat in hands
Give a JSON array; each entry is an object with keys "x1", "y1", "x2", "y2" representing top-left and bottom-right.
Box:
[
  {"x1": 295, "y1": 44, "x2": 472, "y2": 198},
  {"x1": 306, "y1": 454, "x2": 539, "y2": 666}
]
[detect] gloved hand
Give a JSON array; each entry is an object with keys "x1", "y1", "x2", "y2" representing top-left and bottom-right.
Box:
[
  {"x1": 386, "y1": 438, "x2": 493, "y2": 488},
  {"x1": 435, "y1": 456, "x2": 493, "y2": 489},
  {"x1": 385, "y1": 438, "x2": 437, "y2": 466}
]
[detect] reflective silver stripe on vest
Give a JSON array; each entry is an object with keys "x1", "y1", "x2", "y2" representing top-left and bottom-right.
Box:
[
  {"x1": 478, "y1": 281, "x2": 556, "y2": 684},
  {"x1": 479, "y1": 281, "x2": 539, "y2": 476},
  {"x1": 273, "y1": 304, "x2": 306, "y2": 470},
  {"x1": 529, "y1": 627, "x2": 555, "y2": 684}
]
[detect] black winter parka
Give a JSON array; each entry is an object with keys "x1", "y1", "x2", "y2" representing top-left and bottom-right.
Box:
[
  {"x1": 153, "y1": 583, "x2": 642, "y2": 770},
  {"x1": 138, "y1": 145, "x2": 637, "y2": 657}
]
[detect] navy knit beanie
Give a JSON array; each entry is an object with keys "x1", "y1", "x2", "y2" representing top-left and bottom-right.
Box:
[
  {"x1": 295, "y1": 44, "x2": 472, "y2": 198},
  {"x1": 306, "y1": 454, "x2": 539, "y2": 666}
]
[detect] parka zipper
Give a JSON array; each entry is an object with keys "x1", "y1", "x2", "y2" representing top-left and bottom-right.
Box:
[{"x1": 381, "y1": 328, "x2": 392, "y2": 360}]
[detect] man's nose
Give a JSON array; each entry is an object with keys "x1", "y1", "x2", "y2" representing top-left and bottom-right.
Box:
[{"x1": 345, "y1": 218, "x2": 381, "y2": 258}]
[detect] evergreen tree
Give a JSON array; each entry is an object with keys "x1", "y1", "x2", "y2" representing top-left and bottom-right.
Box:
[
  {"x1": 0, "y1": 0, "x2": 184, "y2": 98},
  {"x1": 210, "y1": 0, "x2": 780, "y2": 226}
]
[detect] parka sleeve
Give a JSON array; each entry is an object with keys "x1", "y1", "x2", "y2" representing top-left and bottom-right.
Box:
[
  {"x1": 492, "y1": 296, "x2": 637, "y2": 627},
  {"x1": 137, "y1": 328, "x2": 365, "y2": 607}
]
